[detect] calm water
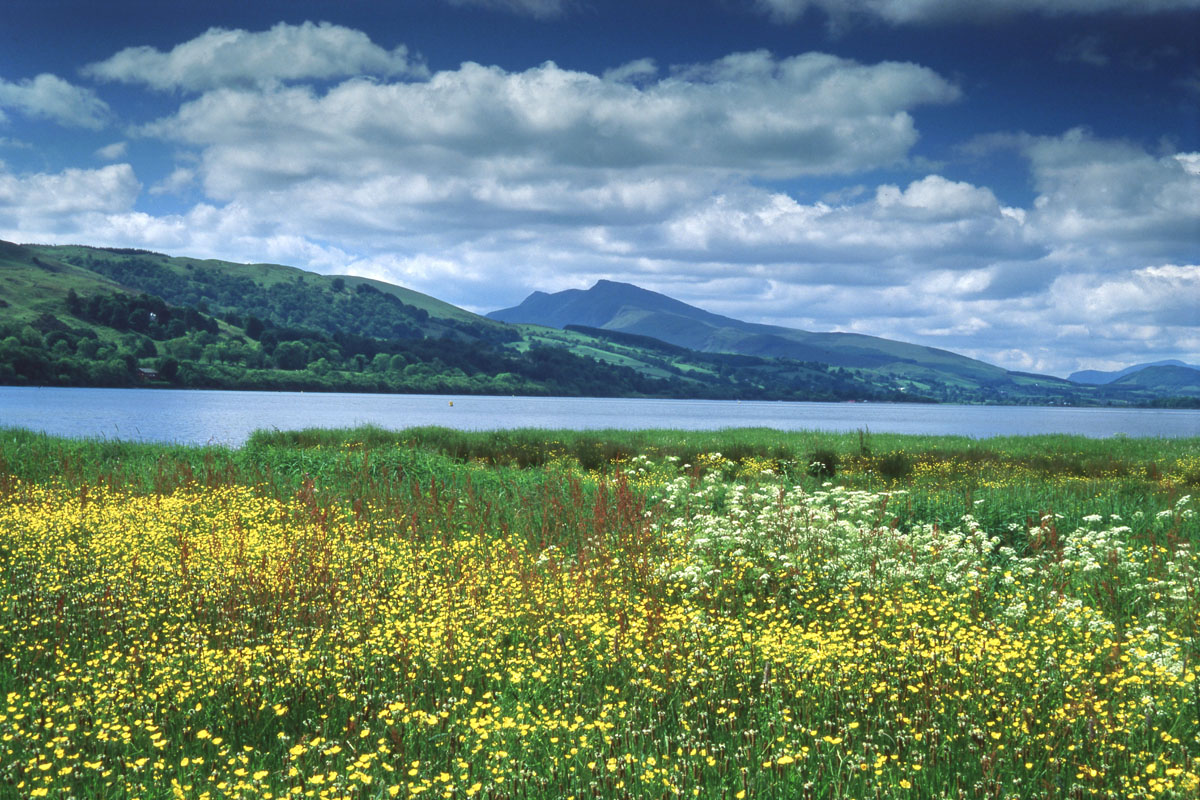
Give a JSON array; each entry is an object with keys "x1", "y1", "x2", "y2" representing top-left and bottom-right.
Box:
[{"x1": 1, "y1": 386, "x2": 1198, "y2": 446}]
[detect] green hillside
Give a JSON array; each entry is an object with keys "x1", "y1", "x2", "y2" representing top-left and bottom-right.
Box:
[
  {"x1": 28, "y1": 243, "x2": 507, "y2": 342},
  {"x1": 1069, "y1": 360, "x2": 1199, "y2": 385},
  {"x1": 0, "y1": 242, "x2": 128, "y2": 328},
  {"x1": 515, "y1": 324, "x2": 921, "y2": 402},
  {"x1": 1109, "y1": 365, "x2": 1200, "y2": 395},
  {"x1": 2, "y1": 239, "x2": 1194, "y2": 406},
  {"x1": 488, "y1": 280, "x2": 1100, "y2": 403},
  {"x1": 0, "y1": 240, "x2": 916, "y2": 401}
]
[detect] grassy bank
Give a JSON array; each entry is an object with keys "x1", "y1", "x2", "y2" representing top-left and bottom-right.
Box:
[{"x1": 1, "y1": 427, "x2": 1197, "y2": 799}]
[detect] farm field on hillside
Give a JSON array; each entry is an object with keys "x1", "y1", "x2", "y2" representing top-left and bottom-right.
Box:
[{"x1": 1, "y1": 427, "x2": 1197, "y2": 799}]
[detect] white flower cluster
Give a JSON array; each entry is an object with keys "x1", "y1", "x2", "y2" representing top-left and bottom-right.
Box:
[
  {"x1": 654, "y1": 471, "x2": 1000, "y2": 596},
  {"x1": 650, "y1": 466, "x2": 1196, "y2": 682}
]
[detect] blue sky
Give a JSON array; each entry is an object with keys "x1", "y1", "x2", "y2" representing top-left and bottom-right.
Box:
[{"x1": 2, "y1": 0, "x2": 1198, "y2": 376}]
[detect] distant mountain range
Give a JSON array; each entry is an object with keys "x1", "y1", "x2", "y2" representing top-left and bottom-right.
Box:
[
  {"x1": 489, "y1": 281, "x2": 1200, "y2": 405},
  {"x1": 490, "y1": 280, "x2": 1083, "y2": 403},
  {"x1": 1069, "y1": 360, "x2": 1200, "y2": 385},
  {"x1": 2, "y1": 238, "x2": 1197, "y2": 406},
  {"x1": 1107, "y1": 365, "x2": 1200, "y2": 393},
  {"x1": 492, "y1": 279, "x2": 1000, "y2": 373}
]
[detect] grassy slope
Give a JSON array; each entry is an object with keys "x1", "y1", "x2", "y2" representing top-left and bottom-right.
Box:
[
  {"x1": 512, "y1": 324, "x2": 906, "y2": 397},
  {"x1": 1110, "y1": 364, "x2": 1200, "y2": 394},
  {"x1": 515, "y1": 325, "x2": 712, "y2": 382},
  {"x1": 26, "y1": 242, "x2": 501, "y2": 329},
  {"x1": 0, "y1": 244, "x2": 282, "y2": 350},
  {"x1": 1, "y1": 239, "x2": 1186, "y2": 405},
  {"x1": 0, "y1": 244, "x2": 126, "y2": 327},
  {"x1": 490, "y1": 282, "x2": 1053, "y2": 391}
]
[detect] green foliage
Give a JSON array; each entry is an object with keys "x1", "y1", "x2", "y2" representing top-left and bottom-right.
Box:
[
  {"x1": 53, "y1": 248, "x2": 501, "y2": 345},
  {"x1": 876, "y1": 450, "x2": 912, "y2": 481},
  {"x1": 806, "y1": 447, "x2": 839, "y2": 478}
]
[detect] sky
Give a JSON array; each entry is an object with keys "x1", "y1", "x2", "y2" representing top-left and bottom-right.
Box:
[{"x1": 1, "y1": 0, "x2": 1198, "y2": 377}]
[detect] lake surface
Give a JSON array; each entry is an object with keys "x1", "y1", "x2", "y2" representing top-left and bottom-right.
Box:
[{"x1": 1, "y1": 386, "x2": 1198, "y2": 446}]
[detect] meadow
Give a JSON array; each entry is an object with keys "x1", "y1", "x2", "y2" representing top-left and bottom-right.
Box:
[{"x1": 0, "y1": 426, "x2": 1197, "y2": 799}]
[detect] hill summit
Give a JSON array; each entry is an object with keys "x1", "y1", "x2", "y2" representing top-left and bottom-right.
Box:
[{"x1": 489, "y1": 280, "x2": 1033, "y2": 389}]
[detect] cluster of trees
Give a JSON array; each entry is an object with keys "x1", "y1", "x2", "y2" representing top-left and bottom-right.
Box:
[
  {"x1": 0, "y1": 313, "x2": 150, "y2": 387},
  {"x1": 0, "y1": 287, "x2": 685, "y2": 396},
  {"x1": 67, "y1": 289, "x2": 218, "y2": 339},
  {"x1": 61, "y1": 251, "x2": 515, "y2": 345},
  {"x1": 226, "y1": 314, "x2": 682, "y2": 396},
  {"x1": 1148, "y1": 396, "x2": 1200, "y2": 408}
]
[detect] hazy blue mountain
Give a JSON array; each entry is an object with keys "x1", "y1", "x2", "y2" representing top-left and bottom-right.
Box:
[
  {"x1": 1069, "y1": 360, "x2": 1200, "y2": 385},
  {"x1": 489, "y1": 280, "x2": 1049, "y2": 389},
  {"x1": 1106, "y1": 365, "x2": 1200, "y2": 395}
]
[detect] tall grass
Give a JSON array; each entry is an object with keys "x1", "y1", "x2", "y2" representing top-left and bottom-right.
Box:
[{"x1": 0, "y1": 426, "x2": 1196, "y2": 799}]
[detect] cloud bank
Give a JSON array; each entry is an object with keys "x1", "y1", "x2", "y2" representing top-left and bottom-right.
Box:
[
  {"x1": 0, "y1": 74, "x2": 110, "y2": 129},
  {"x1": 84, "y1": 21, "x2": 427, "y2": 92},
  {"x1": 143, "y1": 51, "x2": 957, "y2": 189},
  {"x1": 5, "y1": 17, "x2": 1197, "y2": 376}
]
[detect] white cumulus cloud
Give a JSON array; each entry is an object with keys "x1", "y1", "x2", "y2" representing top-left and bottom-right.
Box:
[
  {"x1": 874, "y1": 174, "x2": 1003, "y2": 219},
  {"x1": 1049, "y1": 264, "x2": 1200, "y2": 328},
  {"x1": 0, "y1": 164, "x2": 140, "y2": 238},
  {"x1": 141, "y1": 50, "x2": 957, "y2": 213},
  {"x1": 1024, "y1": 129, "x2": 1200, "y2": 263},
  {"x1": 661, "y1": 175, "x2": 1031, "y2": 270},
  {"x1": 84, "y1": 21, "x2": 427, "y2": 92},
  {"x1": 0, "y1": 74, "x2": 110, "y2": 129},
  {"x1": 95, "y1": 141, "x2": 127, "y2": 161},
  {"x1": 149, "y1": 167, "x2": 197, "y2": 196}
]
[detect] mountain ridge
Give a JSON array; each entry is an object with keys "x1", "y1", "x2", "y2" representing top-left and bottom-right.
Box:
[
  {"x1": 0, "y1": 239, "x2": 930, "y2": 401},
  {"x1": 4, "y1": 239, "x2": 1197, "y2": 405},
  {"x1": 1069, "y1": 360, "x2": 1200, "y2": 385},
  {"x1": 489, "y1": 280, "x2": 1055, "y2": 396},
  {"x1": 1108, "y1": 365, "x2": 1200, "y2": 392}
]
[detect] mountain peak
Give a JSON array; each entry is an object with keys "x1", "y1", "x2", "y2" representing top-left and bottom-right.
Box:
[
  {"x1": 487, "y1": 279, "x2": 1016, "y2": 382},
  {"x1": 489, "y1": 279, "x2": 746, "y2": 332},
  {"x1": 1069, "y1": 360, "x2": 1200, "y2": 385},
  {"x1": 591, "y1": 278, "x2": 653, "y2": 291}
]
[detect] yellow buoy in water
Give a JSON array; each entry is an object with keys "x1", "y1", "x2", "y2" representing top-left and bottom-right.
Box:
[{"x1": 448, "y1": 401, "x2": 454, "y2": 407}]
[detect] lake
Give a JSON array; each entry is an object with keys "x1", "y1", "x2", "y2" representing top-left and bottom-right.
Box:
[{"x1": 2, "y1": 386, "x2": 1198, "y2": 446}]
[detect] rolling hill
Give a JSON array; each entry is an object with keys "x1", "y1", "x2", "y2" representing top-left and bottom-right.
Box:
[
  {"x1": 1069, "y1": 360, "x2": 1200, "y2": 385},
  {"x1": 488, "y1": 280, "x2": 1081, "y2": 402},
  {"x1": 1108, "y1": 365, "x2": 1200, "y2": 395},
  {"x1": 0, "y1": 240, "x2": 915, "y2": 401},
  {"x1": 2, "y1": 239, "x2": 1195, "y2": 406},
  {"x1": 23, "y1": 242, "x2": 508, "y2": 343}
]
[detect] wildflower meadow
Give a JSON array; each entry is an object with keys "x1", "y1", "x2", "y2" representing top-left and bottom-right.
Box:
[{"x1": 0, "y1": 426, "x2": 1197, "y2": 799}]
